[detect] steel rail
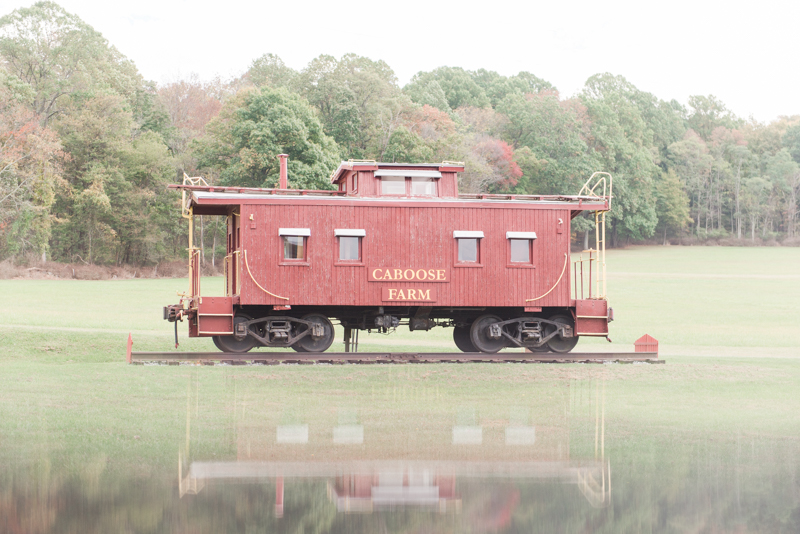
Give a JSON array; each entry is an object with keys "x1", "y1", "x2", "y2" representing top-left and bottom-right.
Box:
[{"x1": 128, "y1": 351, "x2": 662, "y2": 364}]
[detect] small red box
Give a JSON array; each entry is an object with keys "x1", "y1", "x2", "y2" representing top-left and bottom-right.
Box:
[{"x1": 634, "y1": 334, "x2": 658, "y2": 354}]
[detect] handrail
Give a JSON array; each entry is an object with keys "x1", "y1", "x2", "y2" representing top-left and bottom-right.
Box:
[
  {"x1": 170, "y1": 184, "x2": 347, "y2": 197},
  {"x1": 243, "y1": 250, "x2": 288, "y2": 301},
  {"x1": 526, "y1": 253, "x2": 568, "y2": 302},
  {"x1": 181, "y1": 173, "x2": 209, "y2": 219},
  {"x1": 578, "y1": 172, "x2": 613, "y2": 211},
  {"x1": 171, "y1": 183, "x2": 607, "y2": 205}
]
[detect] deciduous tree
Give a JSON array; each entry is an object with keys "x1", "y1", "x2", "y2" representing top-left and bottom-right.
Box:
[
  {"x1": 0, "y1": 77, "x2": 62, "y2": 260},
  {"x1": 196, "y1": 87, "x2": 340, "y2": 190},
  {"x1": 655, "y1": 169, "x2": 692, "y2": 243},
  {"x1": 0, "y1": 1, "x2": 141, "y2": 124},
  {"x1": 404, "y1": 66, "x2": 490, "y2": 110}
]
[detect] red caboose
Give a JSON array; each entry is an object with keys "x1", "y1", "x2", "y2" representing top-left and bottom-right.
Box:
[{"x1": 164, "y1": 156, "x2": 612, "y2": 353}]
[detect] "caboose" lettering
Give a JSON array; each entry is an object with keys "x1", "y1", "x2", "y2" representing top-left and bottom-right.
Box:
[
  {"x1": 369, "y1": 268, "x2": 448, "y2": 282},
  {"x1": 381, "y1": 288, "x2": 437, "y2": 302}
]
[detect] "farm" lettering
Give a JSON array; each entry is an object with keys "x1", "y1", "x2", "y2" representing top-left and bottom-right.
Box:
[{"x1": 381, "y1": 288, "x2": 437, "y2": 302}]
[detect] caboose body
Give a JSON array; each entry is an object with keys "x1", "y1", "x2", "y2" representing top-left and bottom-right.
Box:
[{"x1": 165, "y1": 157, "x2": 612, "y2": 353}]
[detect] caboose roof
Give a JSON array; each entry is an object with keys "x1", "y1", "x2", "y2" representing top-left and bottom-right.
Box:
[{"x1": 184, "y1": 189, "x2": 609, "y2": 216}]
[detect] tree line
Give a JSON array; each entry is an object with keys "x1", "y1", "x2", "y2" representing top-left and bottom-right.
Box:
[{"x1": 1, "y1": 2, "x2": 799, "y2": 266}]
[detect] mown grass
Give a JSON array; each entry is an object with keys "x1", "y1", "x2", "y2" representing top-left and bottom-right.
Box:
[
  {"x1": 1, "y1": 245, "x2": 798, "y2": 361},
  {"x1": 602, "y1": 246, "x2": 800, "y2": 348}
]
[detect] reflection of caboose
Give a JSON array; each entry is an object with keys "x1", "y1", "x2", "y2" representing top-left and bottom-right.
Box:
[
  {"x1": 329, "y1": 471, "x2": 458, "y2": 513},
  {"x1": 165, "y1": 156, "x2": 612, "y2": 353},
  {"x1": 178, "y1": 380, "x2": 612, "y2": 516}
]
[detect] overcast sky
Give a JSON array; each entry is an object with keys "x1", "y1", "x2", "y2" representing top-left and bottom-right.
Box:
[{"x1": 2, "y1": 0, "x2": 798, "y2": 123}]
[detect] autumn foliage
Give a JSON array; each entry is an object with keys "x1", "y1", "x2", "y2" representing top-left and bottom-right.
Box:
[{"x1": 1, "y1": 2, "x2": 799, "y2": 266}]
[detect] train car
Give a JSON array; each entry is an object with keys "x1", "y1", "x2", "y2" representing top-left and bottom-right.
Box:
[{"x1": 164, "y1": 155, "x2": 613, "y2": 353}]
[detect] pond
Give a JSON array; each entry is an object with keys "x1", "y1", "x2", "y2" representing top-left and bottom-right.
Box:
[{"x1": 3, "y1": 362, "x2": 799, "y2": 533}]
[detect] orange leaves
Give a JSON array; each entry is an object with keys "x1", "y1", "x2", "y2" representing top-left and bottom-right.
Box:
[{"x1": 407, "y1": 104, "x2": 457, "y2": 139}]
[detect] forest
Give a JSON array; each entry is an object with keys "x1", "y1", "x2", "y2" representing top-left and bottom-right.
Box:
[{"x1": 1, "y1": 1, "x2": 799, "y2": 269}]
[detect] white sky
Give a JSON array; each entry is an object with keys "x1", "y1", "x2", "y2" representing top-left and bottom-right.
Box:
[{"x1": 2, "y1": 0, "x2": 798, "y2": 123}]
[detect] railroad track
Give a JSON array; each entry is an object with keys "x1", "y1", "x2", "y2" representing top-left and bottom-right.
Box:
[{"x1": 128, "y1": 350, "x2": 663, "y2": 365}]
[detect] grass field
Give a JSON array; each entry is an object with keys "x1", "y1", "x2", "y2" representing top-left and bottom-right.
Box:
[
  {"x1": 0, "y1": 245, "x2": 798, "y2": 362},
  {"x1": 1, "y1": 246, "x2": 799, "y2": 531}
]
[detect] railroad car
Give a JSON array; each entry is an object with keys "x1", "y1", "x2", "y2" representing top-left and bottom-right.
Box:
[{"x1": 164, "y1": 155, "x2": 613, "y2": 353}]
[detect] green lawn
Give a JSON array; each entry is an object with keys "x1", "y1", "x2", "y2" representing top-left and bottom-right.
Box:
[{"x1": 1, "y1": 246, "x2": 798, "y2": 361}]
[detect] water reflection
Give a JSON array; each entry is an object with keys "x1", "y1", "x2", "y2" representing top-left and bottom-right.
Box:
[
  {"x1": 5, "y1": 370, "x2": 800, "y2": 533},
  {"x1": 178, "y1": 377, "x2": 612, "y2": 524}
]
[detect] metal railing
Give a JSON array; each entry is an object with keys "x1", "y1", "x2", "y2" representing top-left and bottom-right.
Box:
[
  {"x1": 573, "y1": 250, "x2": 596, "y2": 300},
  {"x1": 190, "y1": 249, "x2": 201, "y2": 303},
  {"x1": 572, "y1": 173, "x2": 613, "y2": 301},
  {"x1": 223, "y1": 252, "x2": 241, "y2": 297}
]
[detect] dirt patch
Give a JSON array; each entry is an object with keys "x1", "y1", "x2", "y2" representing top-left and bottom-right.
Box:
[{"x1": 0, "y1": 259, "x2": 221, "y2": 280}]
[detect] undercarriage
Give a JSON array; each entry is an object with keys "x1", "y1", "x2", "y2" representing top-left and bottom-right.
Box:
[{"x1": 165, "y1": 305, "x2": 583, "y2": 354}]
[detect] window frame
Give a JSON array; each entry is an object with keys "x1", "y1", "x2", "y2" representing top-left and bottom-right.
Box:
[
  {"x1": 379, "y1": 176, "x2": 440, "y2": 198},
  {"x1": 506, "y1": 231, "x2": 537, "y2": 269},
  {"x1": 279, "y1": 228, "x2": 311, "y2": 266},
  {"x1": 379, "y1": 176, "x2": 407, "y2": 196},
  {"x1": 409, "y1": 176, "x2": 437, "y2": 197},
  {"x1": 334, "y1": 229, "x2": 366, "y2": 267},
  {"x1": 453, "y1": 230, "x2": 484, "y2": 268}
]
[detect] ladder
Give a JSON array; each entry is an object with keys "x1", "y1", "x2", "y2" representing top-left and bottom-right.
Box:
[{"x1": 578, "y1": 173, "x2": 613, "y2": 300}]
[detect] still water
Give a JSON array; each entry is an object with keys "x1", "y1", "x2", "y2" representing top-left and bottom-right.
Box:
[{"x1": 3, "y1": 366, "x2": 800, "y2": 533}]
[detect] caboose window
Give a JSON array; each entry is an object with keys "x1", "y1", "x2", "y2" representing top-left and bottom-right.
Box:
[
  {"x1": 410, "y1": 177, "x2": 436, "y2": 196},
  {"x1": 506, "y1": 232, "x2": 537, "y2": 266},
  {"x1": 458, "y1": 239, "x2": 478, "y2": 262},
  {"x1": 283, "y1": 236, "x2": 305, "y2": 260},
  {"x1": 279, "y1": 228, "x2": 311, "y2": 262},
  {"x1": 381, "y1": 176, "x2": 406, "y2": 195},
  {"x1": 454, "y1": 231, "x2": 484, "y2": 265},
  {"x1": 334, "y1": 229, "x2": 366, "y2": 264},
  {"x1": 339, "y1": 237, "x2": 360, "y2": 260},
  {"x1": 510, "y1": 240, "x2": 529, "y2": 262}
]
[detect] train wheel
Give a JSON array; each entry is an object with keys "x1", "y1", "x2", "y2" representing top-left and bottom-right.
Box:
[
  {"x1": 453, "y1": 326, "x2": 478, "y2": 352},
  {"x1": 470, "y1": 314, "x2": 506, "y2": 354},
  {"x1": 545, "y1": 315, "x2": 579, "y2": 353},
  {"x1": 294, "y1": 314, "x2": 334, "y2": 352},
  {"x1": 213, "y1": 315, "x2": 256, "y2": 353}
]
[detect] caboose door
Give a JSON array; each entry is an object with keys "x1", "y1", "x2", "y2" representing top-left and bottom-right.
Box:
[{"x1": 225, "y1": 212, "x2": 241, "y2": 296}]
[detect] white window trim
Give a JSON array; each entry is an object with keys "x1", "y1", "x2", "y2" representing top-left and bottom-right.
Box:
[
  {"x1": 279, "y1": 228, "x2": 311, "y2": 236},
  {"x1": 375, "y1": 170, "x2": 442, "y2": 178},
  {"x1": 334, "y1": 229, "x2": 366, "y2": 237},
  {"x1": 506, "y1": 231, "x2": 537, "y2": 240},
  {"x1": 453, "y1": 231, "x2": 484, "y2": 239}
]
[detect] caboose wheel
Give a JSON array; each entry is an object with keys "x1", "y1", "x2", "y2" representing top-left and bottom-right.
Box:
[
  {"x1": 213, "y1": 315, "x2": 256, "y2": 353},
  {"x1": 470, "y1": 314, "x2": 506, "y2": 353},
  {"x1": 544, "y1": 315, "x2": 579, "y2": 353},
  {"x1": 294, "y1": 313, "x2": 334, "y2": 352},
  {"x1": 453, "y1": 326, "x2": 478, "y2": 352}
]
